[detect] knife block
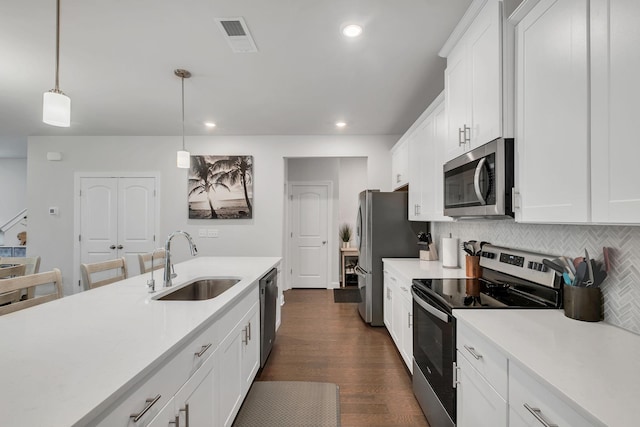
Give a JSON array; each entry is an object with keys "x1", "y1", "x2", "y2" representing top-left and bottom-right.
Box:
[{"x1": 419, "y1": 243, "x2": 438, "y2": 261}]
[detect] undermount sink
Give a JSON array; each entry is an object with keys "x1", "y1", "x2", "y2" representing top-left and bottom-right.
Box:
[{"x1": 157, "y1": 278, "x2": 241, "y2": 301}]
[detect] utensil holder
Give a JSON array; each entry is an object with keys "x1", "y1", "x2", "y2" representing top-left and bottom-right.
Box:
[
  {"x1": 563, "y1": 286, "x2": 602, "y2": 322},
  {"x1": 465, "y1": 256, "x2": 482, "y2": 278}
]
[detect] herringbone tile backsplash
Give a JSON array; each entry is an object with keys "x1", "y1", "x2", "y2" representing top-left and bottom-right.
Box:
[{"x1": 432, "y1": 221, "x2": 640, "y2": 335}]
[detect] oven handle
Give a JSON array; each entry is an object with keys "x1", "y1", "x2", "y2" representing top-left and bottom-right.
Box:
[
  {"x1": 473, "y1": 157, "x2": 487, "y2": 205},
  {"x1": 412, "y1": 289, "x2": 450, "y2": 323}
]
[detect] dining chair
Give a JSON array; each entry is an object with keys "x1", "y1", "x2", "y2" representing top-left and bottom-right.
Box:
[
  {"x1": 138, "y1": 249, "x2": 166, "y2": 274},
  {"x1": 0, "y1": 264, "x2": 27, "y2": 305},
  {"x1": 0, "y1": 268, "x2": 63, "y2": 316},
  {"x1": 81, "y1": 258, "x2": 128, "y2": 290},
  {"x1": 0, "y1": 256, "x2": 41, "y2": 299}
]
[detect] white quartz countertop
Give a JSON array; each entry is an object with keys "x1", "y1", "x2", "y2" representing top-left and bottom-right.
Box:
[
  {"x1": 0, "y1": 256, "x2": 280, "y2": 427},
  {"x1": 454, "y1": 309, "x2": 640, "y2": 427},
  {"x1": 382, "y1": 258, "x2": 468, "y2": 281}
]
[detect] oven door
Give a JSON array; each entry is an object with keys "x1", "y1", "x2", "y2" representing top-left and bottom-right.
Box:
[{"x1": 412, "y1": 284, "x2": 456, "y2": 426}]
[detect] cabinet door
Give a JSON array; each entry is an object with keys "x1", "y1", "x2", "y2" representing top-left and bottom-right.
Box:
[
  {"x1": 391, "y1": 140, "x2": 409, "y2": 189},
  {"x1": 400, "y1": 294, "x2": 413, "y2": 373},
  {"x1": 468, "y1": 0, "x2": 502, "y2": 147},
  {"x1": 147, "y1": 397, "x2": 176, "y2": 427},
  {"x1": 241, "y1": 304, "x2": 260, "y2": 393},
  {"x1": 174, "y1": 352, "x2": 216, "y2": 427},
  {"x1": 591, "y1": 0, "x2": 640, "y2": 223},
  {"x1": 445, "y1": 44, "x2": 470, "y2": 161},
  {"x1": 514, "y1": 0, "x2": 589, "y2": 223},
  {"x1": 408, "y1": 120, "x2": 430, "y2": 220},
  {"x1": 424, "y1": 100, "x2": 453, "y2": 222},
  {"x1": 456, "y1": 351, "x2": 507, "y2": 427},
  {"x1": 217, "y1": 326, "x2": 244, "y2": 427},
  {"x1": 383, "y1": 268, "x2": 393, "y2": 330}
]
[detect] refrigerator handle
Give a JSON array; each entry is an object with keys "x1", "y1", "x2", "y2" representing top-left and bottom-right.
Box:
[{"x1": 354, "y1": 265, "x2": 368, "y2": 277}]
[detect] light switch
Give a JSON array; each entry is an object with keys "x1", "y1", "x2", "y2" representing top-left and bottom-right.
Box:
[
  {"x1": 207, "y1": 229, "x2": 219, "y2": 238},
  {"x1": 198, "y1": 229, "x2": 207, "y2": 238}
]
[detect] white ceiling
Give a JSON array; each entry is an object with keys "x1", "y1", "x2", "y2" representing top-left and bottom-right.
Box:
[{"x1": 0, "y1": 0, "x2": 472, "y2": 157}]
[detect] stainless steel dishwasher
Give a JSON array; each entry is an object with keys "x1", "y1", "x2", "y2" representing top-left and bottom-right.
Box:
[{"x1": 259, "y1": 268, "x2": 277, "y2": 368}]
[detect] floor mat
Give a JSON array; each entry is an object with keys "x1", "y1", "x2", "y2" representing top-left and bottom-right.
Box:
[
  {"x1": 233, "y1": 381, "x2": 340, "y2": 427},
  {"x1": 333, "y1": 288, "x2": 361, "y2": 303}
]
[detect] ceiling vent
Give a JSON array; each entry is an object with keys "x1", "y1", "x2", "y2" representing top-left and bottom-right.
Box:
[{"x1": 215, "y1": 17, "x2": 258, "y2": 53}]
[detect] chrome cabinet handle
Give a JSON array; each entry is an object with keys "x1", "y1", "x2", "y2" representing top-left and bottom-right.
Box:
[
  {"x1": 247, "y1": 321, "x2": 252, "y2": 341},
  {"x1": 458, "y1": 127, "x2": 465, "y2": 146},
  {"x1": 416, "y1": 204, "x2": 420, "y2": 215},
  {"x1": 464, "y1": 345, "x2": 483, "y2": 360},
  {"x1": 513, "y1": 189, "x2": 520, "y2": 210},
  {"x1": 117, "y1": 244, "x2": 123, "y2": 249},
  {"x1": 407, "y1": 312, "x2": 412, "y2": 328},
  {"x1": 195, "y1": 343, "x2": 212, "y2": 358},
  {"x1": 169, "y1": 415, "x2": 180, "y2": 427},
  {"x1": 464, "y1": 125, "x2": 471, "y2": 143},
  {"x1": 180, "y1": 404, "x2": 190, "y2": 427},
  {"x1": 130, "y1": 394, "x2": 161, "y2": 422},
  {"x1": 523, "y1": 403, "x2": 558, "y2": 427},
  {"x1": 242, "y1": 326, "x2": 248, "y2": 345},
  {"x1": 473, "y1": 157, "x2": 488, "y2": 205},
  {"x1": 396, "y1": 173, "x2": 401, "y2": 183},
  {"x1": 109, "y1": 245, "x2": 116, "y2": 250}
]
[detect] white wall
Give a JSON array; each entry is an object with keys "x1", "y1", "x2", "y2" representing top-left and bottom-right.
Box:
[
  {"x1": 27, "y1": 135, "x2": 396, "y2": 294},
  {"x1": 0, "y1": 158, "x2": 27, "y2": 246},
  {"x1": 339, "y1": 157, "x2": 367, "y2": 233}
]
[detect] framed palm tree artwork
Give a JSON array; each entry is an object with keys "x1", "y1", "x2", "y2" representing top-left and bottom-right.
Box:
[{"x1": 188, "y1": 155, "x2": 253, "y2": 219}]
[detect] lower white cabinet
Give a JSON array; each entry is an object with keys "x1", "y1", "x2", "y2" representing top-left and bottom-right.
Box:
[
  {"x1": 509, "y1": 362, "x2": 599, "y2": 427},
  {"x1": 93, "y1": 286, "x2": 261, "y2": 427},
  {"x1": 383, "y1": 263, "x2": 413, "y2": 373},
  {"x1": 456, "y1": 350, "x2": 507, "y2": 427}
]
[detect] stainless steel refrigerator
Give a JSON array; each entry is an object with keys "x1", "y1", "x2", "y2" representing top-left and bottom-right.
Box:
[{"x1": 355, "y1": 190, "x2": 425, "y2": 326}]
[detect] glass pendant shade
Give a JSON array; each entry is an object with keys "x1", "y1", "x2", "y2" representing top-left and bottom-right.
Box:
[
  {"x1": 177, "y1": 150, "x2": 191, "y2": 168},
  {"x1": 43, "y1": 90, "x2": 71, "y2": 127}
]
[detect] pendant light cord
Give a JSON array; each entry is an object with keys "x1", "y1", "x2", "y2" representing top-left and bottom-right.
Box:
[
  {"x1": 54, "y1": 0, "x2": 61, "y2": 92},
  {"x1": 181, "y1": 76, "x2": 185, "y2": 151}
]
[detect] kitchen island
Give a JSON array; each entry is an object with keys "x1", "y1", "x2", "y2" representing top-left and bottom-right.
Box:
[{"x1": 0, "y1": 256, "x2": 280, "y2": 426}]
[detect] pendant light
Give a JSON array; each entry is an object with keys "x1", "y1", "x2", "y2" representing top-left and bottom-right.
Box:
[
  {"x1": 175, "y1": 69, "x2": 191, "y2": 169},
  {"x1": 43, "y1": 0, "x2": 71, "y2": 127}
]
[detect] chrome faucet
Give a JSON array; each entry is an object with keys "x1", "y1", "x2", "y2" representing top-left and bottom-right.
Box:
[
  {"x1": 163, "y1": 230, "x2": 198, "y2": 287},
  {"x1": 146, "y1": 247, "x2": 165, "y2": 293}
]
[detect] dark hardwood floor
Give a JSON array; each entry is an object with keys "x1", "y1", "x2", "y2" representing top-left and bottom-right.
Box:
[{"x1": 256, "y1": 289, "x2": 430, "y2": 427}]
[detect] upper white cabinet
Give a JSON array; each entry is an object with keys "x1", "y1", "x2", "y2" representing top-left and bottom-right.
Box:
[
  {"x1": 512, "y1": 0, "x2": 590, "y2": 223},
  {"x1": 512, "y1": 0, "x2": 640, "y2": 224},
  {"x1": 590, "y1": 0, "x2": 640, "y2": 223},
  {"x1": 405, "y1": 93, "x2": 453, "y2": 222},
  {"x1": 443, "y1": 0, "x2": 503, "y2": 161},
  {"x1": 391, "y1": 139, "x2": 409, "y2": 190}
]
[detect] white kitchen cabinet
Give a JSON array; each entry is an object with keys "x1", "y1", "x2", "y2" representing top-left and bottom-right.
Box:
[
  {"x1": 406, "y1": 93, "x2": 452, "y2": 222},
  {"x1": 512, "y1": 0, "x2": 590, "y2": 223},
  {"x1": 147, "y1": 397, "x2": 176, "y2": 427},
  {"x1": 241, "y1": 302, "x2": 260, "y2": 392},
  {"x1": 383, "y1": 262, "x2": 413, "y2": 373},
  {"x1": 444, "y1": 0, "x2": 502, "y2": 161},
  {"x1": 590, "y1": 0, "x2": 640, "y2": 223},
  {"x1": 456, "y1": 350, "x2": 507, "y2": 427},
  {"x1": 509, "y1": 362, "x2": 599, "y2": 427},
  {"x1": 391, "y1": 139, "x2": 409, "y2": 190},
  {"x1": 174, "y1": 349, "x2": 217, "y2": 427}
]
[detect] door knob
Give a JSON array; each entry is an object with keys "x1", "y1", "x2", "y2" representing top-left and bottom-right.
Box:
[
  {"x1": 109, "y1": 245, "x2": 116, "y2": 250},
  {"x1": 117, "y1": 245, "x2": 123, "y2": 250},
  {"x1": 322, "y1": 241, "x2": 327, "y2": 245}
]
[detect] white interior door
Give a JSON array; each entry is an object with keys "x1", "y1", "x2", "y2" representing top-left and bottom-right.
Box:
[
  {"x1": 80, "y1": 176, "x2": 156, "y2": 288},
  {"x1": 290, "y1": 184, "x2": 329, "y2": 288}
]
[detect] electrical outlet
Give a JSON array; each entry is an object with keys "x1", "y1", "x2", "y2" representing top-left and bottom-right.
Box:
[
  {"x1": 207, "y1": 229, "x2": 219, "y2": 238},
  {"x1": 198, "y1": 229, "x2": 207, "y2": 238}
]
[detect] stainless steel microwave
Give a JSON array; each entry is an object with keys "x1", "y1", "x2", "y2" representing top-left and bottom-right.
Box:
[{"x1": 443, "y1": 138, "x2": 514, "y2": 218}]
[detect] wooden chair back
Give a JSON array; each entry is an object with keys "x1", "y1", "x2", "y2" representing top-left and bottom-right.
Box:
[
  {"x1": 81, "y1": 258, "x2": 128, "y2": 289},
  {"x1": 0, "y1": 256, "x2": 41, "y2": 299},
  {"x1": 137, "y1": 250, "x2": 166, "y2": 274},
  {"x1": 0, "y1": 264, "x2": 27, "y2": 305},
  {"x1": 0, "y1": 268, "x2": 63, "y2": 316}
]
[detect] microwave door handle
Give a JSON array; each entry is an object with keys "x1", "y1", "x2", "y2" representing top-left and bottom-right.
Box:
[{"x1": 473, "y1": 157, "x2": 487, "y2": 205}]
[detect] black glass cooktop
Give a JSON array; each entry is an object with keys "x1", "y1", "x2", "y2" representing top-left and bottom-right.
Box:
[{"x1": 412, "y1": 276, "x2": 560, "y2": 311}]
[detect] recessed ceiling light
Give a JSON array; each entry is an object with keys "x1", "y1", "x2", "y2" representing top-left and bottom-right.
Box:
[
  {"x1": 336, "y1": 121, "x2": 347, "y2": 128},
  {"x1": 204, "y1": 122, "x2": 216, "y2": 128},
  {"x1": 342, "y1": 24, "x2": 363, "y2": 38}
]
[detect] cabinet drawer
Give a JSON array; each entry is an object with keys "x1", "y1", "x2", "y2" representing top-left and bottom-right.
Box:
[
  {"x1": 456, "y1": 320, "x2": 507, "y2": 399},
  {"x1": 509, "y1": 362, "x2": 600, "y2": 427}
]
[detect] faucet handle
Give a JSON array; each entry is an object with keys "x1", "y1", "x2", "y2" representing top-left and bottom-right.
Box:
[{"x1": 147, "y1": 279, "x2": 156, "y2": 293}]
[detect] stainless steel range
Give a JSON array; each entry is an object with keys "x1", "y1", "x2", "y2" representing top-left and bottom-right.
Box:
[{"x1": 411, "y1": 244, "x2": 563, "y2": 427}]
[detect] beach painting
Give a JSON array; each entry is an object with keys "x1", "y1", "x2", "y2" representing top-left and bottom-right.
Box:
[{"x1": 188, "y1": 155, "x2": 253, "y2": 219}]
